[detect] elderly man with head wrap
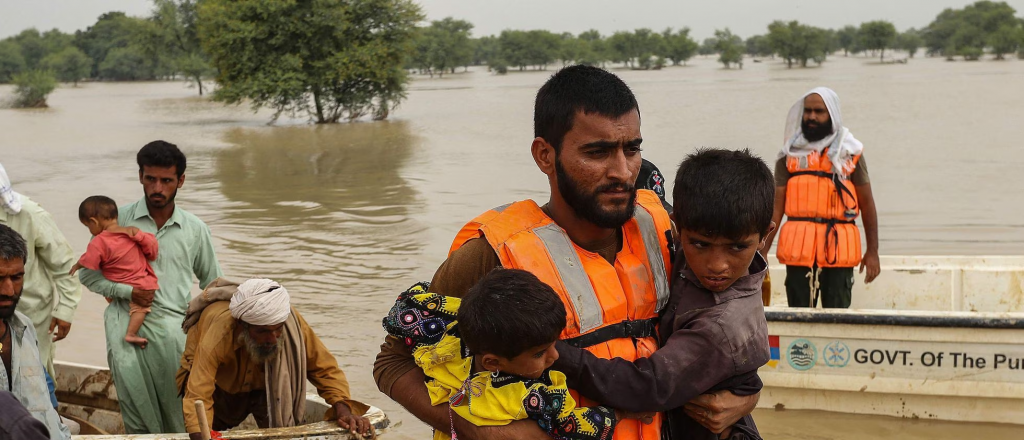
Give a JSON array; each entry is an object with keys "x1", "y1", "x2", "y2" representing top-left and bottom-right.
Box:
[
  {"x1": 760, "y1": 87, "x2": 881, "y2": 309},
  {"x1": 176, "y1": 278, "x2": 372, "y2": 439}
]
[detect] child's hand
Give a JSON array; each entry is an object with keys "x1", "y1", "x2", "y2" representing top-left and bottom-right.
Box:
[
  {"x1": 114, "y1": 226, "x2": 140, "y2": 236},
  {"x1": 69, "y1": 263, "x2": 83, "y2": 276},
  {"x1": 614, "y1": 409, "x2": 656, "y2": 425},
  {"x1": 131, "y1": 288, "x2": 156, "y2": 308}
]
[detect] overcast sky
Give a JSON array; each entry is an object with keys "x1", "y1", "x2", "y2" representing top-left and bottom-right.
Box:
[{"x1": 3, "y1": 0, "x2": 1024, "y2": 40}]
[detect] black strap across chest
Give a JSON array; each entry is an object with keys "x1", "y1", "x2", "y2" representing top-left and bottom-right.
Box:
[{"x1": 562, "y1": 317, "x2": 659, "y2": 348}]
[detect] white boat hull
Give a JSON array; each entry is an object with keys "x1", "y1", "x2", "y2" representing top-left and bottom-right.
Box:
[{"x1": 759, "y1": 256, "x2": 1024, "y2": 425}]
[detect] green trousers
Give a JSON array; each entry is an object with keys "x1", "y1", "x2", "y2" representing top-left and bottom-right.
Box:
[{"x1": 785, "y1": 265, "x2": 854, "y2": 308}]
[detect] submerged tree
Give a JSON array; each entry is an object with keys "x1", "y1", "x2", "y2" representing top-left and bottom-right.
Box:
[
  {"x1": 698, "y1": 37, "x2": 717, "y2": 56},
  {"x1": 987, "y1": 24, "x2": 1023, "y2": 59},
  {"x1": 419, "y1": 17, "x2": 474, "y2": 76},
  {"x1": 606, "y1": 29, "x2": 664, "y2": 69},
  {"x1": 923, "y1": 1, "x2": 1019, "y2": 59},
  {"x1": 12, "y1": 70, "x2": 57, "y2": 108},
  {"x1": 0, "y1": 41, "x2": 27, "y2": 82},
  {"x1": 714, "y1": 28, "x2": 744, "y2": 69},
  {"x1": 577, "y1": 29, "x2": 610, "y2": 66},
  {"x1": 859, "y1": 20, "x2": 898, "y2": 61},
  {"x1": 745, "y1": 34, "x2": 774, "y2": 58},
  {"x1": 73, "y1": 12, "x2": 160, "y2": 79},
  {"x1": 662, "y1": 28, "x2": 699, "y2": 66},
  {"x1": 199, "y1": 0, "x2": 422, "y2": 123},
  {"x1": 895, "y1": 28, "x2": 924, "y2": 58},
  {"x1": 767, "y1": 20, "x2": 829, "y2": 68},
  {"x1": 151, "y1": 0, "x2": 212, "y2": 94},
  {"x1": 40, "y1": 46, "x2": 91, "y2": 85}
]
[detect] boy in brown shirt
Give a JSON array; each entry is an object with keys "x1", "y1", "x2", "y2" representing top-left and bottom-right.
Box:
[{"x1": 552, "y1": 148, "x2": 774, "y2": 439}]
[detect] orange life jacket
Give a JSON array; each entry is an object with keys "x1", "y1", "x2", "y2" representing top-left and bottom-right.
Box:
[
  {"x1": 777, "y1": 148, "x2": 863, "y2": 268},
  {"x1": 449, "y1": 190, "x2": 672, "y2": 440}
]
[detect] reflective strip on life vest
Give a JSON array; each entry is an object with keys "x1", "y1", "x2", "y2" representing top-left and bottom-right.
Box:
[
  {"x1": 532, "y1": 222, "x2": 605, "y2": 333},
  {"x1": 634, "y1": 206, "x2": 671, "y2": 312}
]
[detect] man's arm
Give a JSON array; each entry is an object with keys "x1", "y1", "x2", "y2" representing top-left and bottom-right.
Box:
[
  {"x1": 192, "y1": 223, "x2": 223, "y2": 289},
  {"x1": 388, "y1": 367, "x2": 551, "y2": 440},
  {"x1": 78, "y1": 268, "x2": 151, "y2": 304},
  {"x1": 31, "y1": 208, "x2": 81, "y2": 339},
  {"x1": 855, "y1": 182, "x2": 880, "y2": 283},
  {"x1": 183, "y1": 334, "x2": 226, "y2": 437},
  {"x1": 760, "y1": 185, "x2": 787, "y2": 258},
  {"x1": 374, "y1": 238, "x2": 549, "y2": 440},
  {"x1": 554, "y1": 317, "x2": 736, "y2": 413},
  {"x1": 683, "y1": 392, "x2": 760, "y2": 436},
  {"x1": 373, "y1": 237, "x2": 496, "y2": 396},
  {"x1": 554, "y1": 313, "x2": 761, "y2": 433},
  {"x1": 387, "y1": 368, "x2": 456, "y2": 432}
]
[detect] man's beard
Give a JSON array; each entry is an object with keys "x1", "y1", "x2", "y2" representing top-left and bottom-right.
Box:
[
  {"x1": 0, "y1": 290, "x2": 21, "y2": 320},
  {"x1": 237, "y1": 328, "x2": 283, "y2": 363},
  {"x1": 802, "y1": 118, "x2": 834, "y2": 142},
  {"x1": 555, "y1": 159, "x2": 636, "y2": 229},
  {"x1": 146, "y1": 188, "x2": 177, "y2": 209}
]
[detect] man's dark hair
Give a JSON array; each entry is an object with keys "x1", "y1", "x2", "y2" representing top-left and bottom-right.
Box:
[
  {"x1": 458, "y1": 268, "x2": 566, "y2": 359},
  {"x1": 534, "y1": 65, "x2": 638, "y2": 153},
  {"x1": 137, "y1": 140, "x2": 186, "y2": 177},
  {"x1": 78, "y1": 196, "x2": 118, "y2": 221},
  {"x1": 673, "y1": 148, "x2": 775, "y2": 239},
  {"x1": 0, "y1": 224, "x2": 27, "y2": 263}
]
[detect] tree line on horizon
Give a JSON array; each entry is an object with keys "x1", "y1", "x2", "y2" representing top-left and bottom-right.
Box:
[
  {"x1": 0, "y1": 0, "x2": 1021, "y2": 118},
  {"x1": 411, "y1": 0, "x2": 1024, "y2": 75}
]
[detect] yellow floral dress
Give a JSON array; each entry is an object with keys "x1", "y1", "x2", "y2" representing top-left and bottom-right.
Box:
[{"x1": 383, "y1": 283, "x2": 618, "y2": 440}]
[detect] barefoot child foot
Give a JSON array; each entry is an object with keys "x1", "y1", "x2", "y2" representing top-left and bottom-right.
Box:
[{"x1": 125, "y1": 300, "x2": 151, "y2": 349}]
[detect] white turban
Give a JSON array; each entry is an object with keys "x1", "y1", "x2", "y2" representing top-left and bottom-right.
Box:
[
  {"x1": 230, "y1": 278, "x2": 291, "y2": 326},
  {"x1": 780, "y1": 87, "x2": 864, "y2": 179},
  {"x1": 0, "y1": 163, "x2": 22, "y2": 215}
]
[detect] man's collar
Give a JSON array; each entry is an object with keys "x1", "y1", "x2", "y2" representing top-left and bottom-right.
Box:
[
  {"x1": 4, "y1": 312, "x2": 30, "y2": 342},
  {"x1": 130, "y1": 199, "x2": 150, "y2": 220},
  {"x1": 131, "y1": 198, "x2": 183, "y2": 228}
]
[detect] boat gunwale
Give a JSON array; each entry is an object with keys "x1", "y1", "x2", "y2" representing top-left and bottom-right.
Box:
[{"x1": 766, "y1": 308, "x2": 1024, "y2": 329}]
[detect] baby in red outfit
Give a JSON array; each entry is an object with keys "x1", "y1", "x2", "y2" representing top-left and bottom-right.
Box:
[{"x1": 70, "y1": 196, "x2": 159, "y2": 348}]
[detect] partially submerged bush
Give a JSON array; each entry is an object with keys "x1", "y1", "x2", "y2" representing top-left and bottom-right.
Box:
[
  {"x1": 12, "y1": 70, "x2": 57, "y2": 108},
  {"x1": 960, "y1": 47, "x2": 983, "y2": 61},
  {"x1": 489, "y1": 59, "x2": 509, "y2": 74}
]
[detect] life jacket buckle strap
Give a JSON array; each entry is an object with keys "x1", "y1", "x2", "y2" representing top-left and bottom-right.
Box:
[{"x1": 562, "y1": 318, "x2": 658, "y2": 349}]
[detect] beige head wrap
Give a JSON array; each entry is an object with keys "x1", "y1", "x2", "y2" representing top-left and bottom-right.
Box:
[
  {"x1": 0, "y1": 163, "x2": 22, "y2": 215},
  {"x1": 229, "y1": 278, "x2": 291, "y2": 326}
]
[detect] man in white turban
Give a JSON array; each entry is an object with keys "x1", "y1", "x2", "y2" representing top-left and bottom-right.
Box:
[
  {"x1": 176, "y1": 278, "x2": 373, "y2": 439},
  {"x1": 760, "y1": 87, "x2": 880, "y2": 309}
]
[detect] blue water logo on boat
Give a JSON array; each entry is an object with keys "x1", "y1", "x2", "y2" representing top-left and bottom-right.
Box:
[{"x1": 787, "y1": 339, "x2": 817, "y2": 371}]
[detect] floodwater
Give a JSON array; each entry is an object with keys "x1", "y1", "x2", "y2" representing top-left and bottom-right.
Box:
[{"x1": 2, "y1": 54, "x2": 1023, "y2": 438}]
